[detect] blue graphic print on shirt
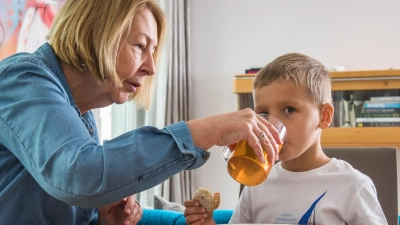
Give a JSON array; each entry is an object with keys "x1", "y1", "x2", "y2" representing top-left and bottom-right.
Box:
[
  {"x1": 272, "y1": 191, "x2": 327, "y2": 224},
  {"x1": 298, "y1": 191, "x2": 327, "y2": 224}
]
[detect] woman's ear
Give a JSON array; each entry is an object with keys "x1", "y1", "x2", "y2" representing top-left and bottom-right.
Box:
[{"x1": 320, "y1": 103, "x2": 334, "y2": 129}]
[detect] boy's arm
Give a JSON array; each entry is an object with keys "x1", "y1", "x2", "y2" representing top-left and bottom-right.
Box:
[
  {"x1": 184, "y1": 200, "x2": 216, "y2": 225},
  {"x1": 348, "y1": 182, "x2": 388, "y2": 225}
]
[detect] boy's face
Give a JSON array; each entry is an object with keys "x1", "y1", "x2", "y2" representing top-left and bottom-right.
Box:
[{"x1": 253, "y1": 80, "x2": 324, "y2": 163}]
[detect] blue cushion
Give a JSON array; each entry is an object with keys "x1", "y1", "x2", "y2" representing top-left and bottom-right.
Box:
[
  {"x1": 175, "y1": 210, "x2": 233, "y2": 225},
  {"x1": 138, "y1": 209, "x2": 233, "y2": 225},
  {"x1": 213, "y1": 210, "x2": 234, "y2": 224},
  {"x1": 138, "y1": 209, "x2": 183, "y2": 225}
]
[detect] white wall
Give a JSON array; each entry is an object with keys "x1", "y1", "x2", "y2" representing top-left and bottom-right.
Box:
[{"x1": 189, "y1": 0, "x2": 400, "y2": 209}]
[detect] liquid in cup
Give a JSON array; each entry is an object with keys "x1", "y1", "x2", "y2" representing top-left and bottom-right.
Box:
[{"x1": 223, "y1": 114, "x2": 286, "y2": 186}]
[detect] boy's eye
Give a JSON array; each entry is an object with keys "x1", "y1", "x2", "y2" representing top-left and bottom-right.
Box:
[{"x1": 284, "y1": 107, "x2": 296, "y2": 114}]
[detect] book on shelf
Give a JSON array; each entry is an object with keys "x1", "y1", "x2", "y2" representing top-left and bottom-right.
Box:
[
  {"x1": 363, "y1": 101, "x2": 400, "y2": 109},
  {"x1": 355, "y1": 117, "x2": 400, "y2": 123},
  {"x1": 356, "y1": 122, "x2": 400, "y2": 127},
  {"x1": 245, "y1": 67, "x2": 261, "y2": 74},
  {"x1": 370, "y1": 96, "x2": 400, "y2": 101},
  {"x1": 360, "y1": 112, "x2": 400, "y2": 118},
  {"x1": 364, "y1": 108, "x2": 400, "y2": 113}
]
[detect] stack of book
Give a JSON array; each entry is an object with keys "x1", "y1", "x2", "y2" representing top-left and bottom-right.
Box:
[{"x1": 356, "y1": 96, "x2": 400, "y2": 127}]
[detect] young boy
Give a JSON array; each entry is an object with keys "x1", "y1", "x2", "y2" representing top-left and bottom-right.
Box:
[{"x1": 183, "y1": 53, "x2": 387, "y2": 224}]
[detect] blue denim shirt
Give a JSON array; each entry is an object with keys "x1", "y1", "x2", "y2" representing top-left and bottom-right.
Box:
[{"x1": 0, "y1": 43, "x2": 210, "y2": 224}]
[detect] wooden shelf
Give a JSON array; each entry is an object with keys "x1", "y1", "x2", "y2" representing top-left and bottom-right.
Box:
[
  {"x1": 233, "y1": 75, "x2": 255, "y2": 93},
  {"x1": 331, "y1": 79, "x2": 400, "y2": 91},
  {"x1": 233, "y1": 69, "x2": 400, "y2": 93},
  {"x1": 321, "y1": 127, "x2": 400, "y2": 148},
  {"x1": 329, "y1": 69, "x2": 400, "y2": 78},
  {"x1": 233, "y1": 69, "x2": 400, "y2": 148}
]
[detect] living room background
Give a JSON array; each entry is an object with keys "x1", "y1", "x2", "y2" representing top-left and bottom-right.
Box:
[
  {"x1": 1, "y1": 0, "x2": 400, "y2": 211},
  {"x1": 189, "y1": 0, "x2": 400, "y2": 210}
]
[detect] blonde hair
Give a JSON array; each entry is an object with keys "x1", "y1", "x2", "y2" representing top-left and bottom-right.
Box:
[
  {"x1": 47, "y1": 0, "x2": 167, "y2": 109},
  {"x1": 253, "y1": 53, "x2": 332, "y2": 105}
]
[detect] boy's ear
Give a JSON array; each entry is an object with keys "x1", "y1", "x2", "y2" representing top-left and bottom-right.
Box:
[{"x1": 320, "y1": 103, "x2": 334, "y2": 129}]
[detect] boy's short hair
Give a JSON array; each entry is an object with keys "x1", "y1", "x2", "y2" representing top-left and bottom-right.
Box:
[
  {"x1": 47, "y1": 0, "x2": 167, "y2": 109},
  {"x1": 253, "y1": 53, "x2": 332, "y2": 105}
]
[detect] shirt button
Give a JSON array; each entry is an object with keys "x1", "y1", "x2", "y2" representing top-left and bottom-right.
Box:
[{"x1": 203, "y1": 154, "x2": 209, "y2": 160}]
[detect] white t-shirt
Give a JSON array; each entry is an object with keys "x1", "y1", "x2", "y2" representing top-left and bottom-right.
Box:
[{"x1": 229, "y1": 158, "x2": 387, "y2": 225}]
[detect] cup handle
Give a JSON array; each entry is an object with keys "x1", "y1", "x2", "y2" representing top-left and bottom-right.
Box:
[{"x1": 222, "y1": 146, "x2": 232, "y2": 162}]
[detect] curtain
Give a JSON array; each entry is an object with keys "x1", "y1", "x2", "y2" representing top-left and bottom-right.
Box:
[{"x1": 160, "y1": 0, "x2": 193, "y2": 205}]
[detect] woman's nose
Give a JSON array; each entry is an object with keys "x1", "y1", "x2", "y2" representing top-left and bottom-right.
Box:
[{"x1": 141, "y1": 51, "x2": 156, "y2": 76}]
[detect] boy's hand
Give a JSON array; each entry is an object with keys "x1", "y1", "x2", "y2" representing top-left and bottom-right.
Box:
[{"x1": 184, "y1": 200, "x2": 216, "y2": 225}]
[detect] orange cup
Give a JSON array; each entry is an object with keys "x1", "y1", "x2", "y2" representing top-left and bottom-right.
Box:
[{"x1": 222, "y1": 114, "x2": 286, "y2": 186}]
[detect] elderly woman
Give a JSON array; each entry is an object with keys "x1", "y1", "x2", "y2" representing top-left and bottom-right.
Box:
[{"x1": 0, "y1": 0, "x2": 282, "y2": 224}]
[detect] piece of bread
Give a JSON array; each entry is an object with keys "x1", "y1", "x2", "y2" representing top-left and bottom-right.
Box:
[{"x1": 192, "y1": 187, "x2": 220, "y2": 212}]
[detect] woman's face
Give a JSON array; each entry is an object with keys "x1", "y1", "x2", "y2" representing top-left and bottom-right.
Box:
[{"x1": 108, "y1": 8, "x2": 158, "y2": 104}]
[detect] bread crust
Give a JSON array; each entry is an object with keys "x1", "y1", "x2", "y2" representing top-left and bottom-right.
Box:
[
  {"x1": 213, "y1": 192, "x2": 220, "y2": 210},
  {"x1": 192, "y1": 187, "x2": 220, "y2": 212}
]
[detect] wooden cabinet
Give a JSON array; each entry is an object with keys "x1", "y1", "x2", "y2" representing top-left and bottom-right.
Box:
[{"x1": 232, "y1": 69, "x2": 400, "y2": 148}]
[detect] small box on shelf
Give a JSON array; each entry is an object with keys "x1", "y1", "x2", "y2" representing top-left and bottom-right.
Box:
[{"x1": 244, "y1": 67, "x2": 261, "y2": 74}]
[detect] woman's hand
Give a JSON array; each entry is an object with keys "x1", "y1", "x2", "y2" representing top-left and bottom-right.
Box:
[
  {"x1": 186, "y1": 108, "x2": 283, "y2": 165},
  {"x1": 184, "y1": 200, "x2": 216, "y2": 225},
  {"x1": 98, "y1": 195, "x2": 142, "y2": 225}
]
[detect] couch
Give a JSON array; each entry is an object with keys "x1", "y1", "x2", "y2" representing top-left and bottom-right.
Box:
[{"x1": 137, "y1": 209, "x2": 233, "y2": 225}]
